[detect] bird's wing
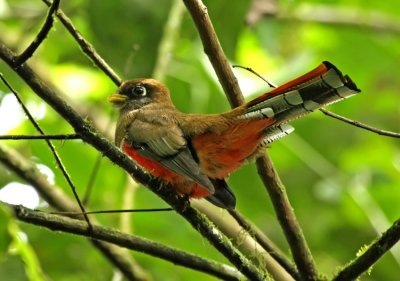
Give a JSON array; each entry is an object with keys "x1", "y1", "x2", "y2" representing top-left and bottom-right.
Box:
[{"x1": 125, "y1": 117, "x2": 215, "y2": 193}]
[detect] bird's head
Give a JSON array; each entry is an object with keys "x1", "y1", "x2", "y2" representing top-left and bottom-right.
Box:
[{"x1": 108, "y1": 78, "x2": 173, "y2": 110}]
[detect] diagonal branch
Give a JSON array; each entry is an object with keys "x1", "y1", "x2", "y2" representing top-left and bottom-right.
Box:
[
  {"x1": 194, "y1": 201, "x2": 297, "y2": 281},
  {"x1": 14, "y1": 0, "x2": 60, "y2": 66},
  {"x1": 256, "y1": 156, "x2": 318, "y2": 280},
  {"x1": 0, "y1": 43, "x2": 267, "y2": 281},
  {"x1": 333, "y1": 218, "x2": 400, "y2": 281},
  {"x1": 182, "y1": 0, "x2": 319, "y2": 280},
  {"x1": 5, "y1": 203, "x2": 244, "y2": 281},
  {"x1": 228, "y1": 209, "x2": 300, "y2": 280},
  {"x1": 0, "y1": 74, "x2": 91, "y2": 227},
  {"x1": 82, "y1": 113, "x2": 115, "y2": 205},
  {"x1": 42, "y1": 0, "x2": 122, "y2": 85}
]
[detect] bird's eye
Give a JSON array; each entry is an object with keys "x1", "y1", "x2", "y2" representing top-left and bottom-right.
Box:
[{"x1": 132, "y1": 85, "x2": 147, "y2": 96}]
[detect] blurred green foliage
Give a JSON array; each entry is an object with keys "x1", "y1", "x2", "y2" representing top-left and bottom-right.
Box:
[{"x1": 0, "y1": 0, "x2": 399, "y2": 280}]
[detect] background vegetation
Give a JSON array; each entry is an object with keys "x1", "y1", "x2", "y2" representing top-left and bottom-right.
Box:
[{"x1": 0, "y1": 0, "x2": 399, "y2": 280}]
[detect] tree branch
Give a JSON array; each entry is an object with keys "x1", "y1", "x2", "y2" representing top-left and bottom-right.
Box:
[
  {"x1": 228, "y1": 209, "x2": 300, "y2": 280},
  {"x1": 5, "y1": 203, "x2": 243, "y2": 281},
  {"x1": 333, "y1": 218, "x2": 400, "y2": 281},
  {"x1": 319, "y1": 108, "x2": 400, "y2": 138},
  {"x1": 182, "y1": 0, "x2": 318, "y2": 280},
  {"x1": 256, "y1": 156, "x2": 318, "y2": 280},
  {"x1": 193, "y1": 201, "x2": 296, "y2": 281},
  {"x1": 0, "y1": 43, "x2": 266, "y2": 281}
]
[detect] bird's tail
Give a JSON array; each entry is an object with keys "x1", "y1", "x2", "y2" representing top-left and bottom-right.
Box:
[
  {"x1": 238, "y1": 61, "x2": 361, "y2": 144},
  {"x1": 205, "y1": 178, "x2": 236, "y2": 210}
]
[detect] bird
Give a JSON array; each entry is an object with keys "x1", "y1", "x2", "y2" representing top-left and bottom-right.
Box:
[{"x1": 109, "y1": 61, "x2": 360, "y2": 210}]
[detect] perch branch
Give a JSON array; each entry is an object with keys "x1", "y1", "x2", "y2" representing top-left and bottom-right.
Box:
[
  {"x1": 5, "y1": 203, "x2": 243, "y2": 281},
  {"x1": 183, "y1": 0, "x2": 318, "y2": 280}
]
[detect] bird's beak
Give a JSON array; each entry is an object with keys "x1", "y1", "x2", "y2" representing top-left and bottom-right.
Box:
[{"x1": 108, "y1": 92, "x2": 127, "y2": 105}]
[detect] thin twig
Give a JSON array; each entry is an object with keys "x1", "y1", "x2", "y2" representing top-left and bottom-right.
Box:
[
  {"x1": 183, "y1": 0, "x2": 319, "y2": 280},
  {"x1": 7, "y1": 203, "x2": 244, "y2": 281},
  {"x1": 0, "y1": 134, "x2": 81, "y2": 140},
  {"x1": 0, "y1": 43, "x2": 267, "y2": 281},
  {"x1": 232, "y1": 65, "x2": 278, "y2": 88},
  {"x1": 0, "y1": 74, "x2": 91, "y2": 228},
  {"x1": 320, "y1": 108, "x2": 400, "y2": 138},
  {"x1": 42, "y1": 0, "x2": 122, "y2": 85},
  {"x1": 83, "y1": 110, "x2": 115, "y2": 205},
  {"x1": 333, "y1": 218, "x2": 400, "y2": 281},
  {"x1": 82, "y1": 153, "x2": 103, "y2": 205},
  {"x1": 228, "y1": 209, "x2": 301, "y2": 280},
  {"x1": 49, "y1": 208, "x2": 174, "y2": 216},
  {"x1": 14, "y1": 0, "x2": 60, "y2": 66}
]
